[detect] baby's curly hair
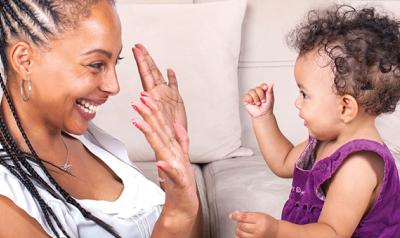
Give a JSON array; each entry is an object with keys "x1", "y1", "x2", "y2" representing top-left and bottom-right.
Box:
[{"x1": 288, "y1": 4, "x2": 400, "y2": 115}]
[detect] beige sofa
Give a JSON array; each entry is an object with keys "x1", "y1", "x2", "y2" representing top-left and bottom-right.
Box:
[{"x1": 94, "y1": 1, "x2": 400, "y2": 237}]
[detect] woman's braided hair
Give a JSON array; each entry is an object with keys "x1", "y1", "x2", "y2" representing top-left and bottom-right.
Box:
[
  {"x1": 288, "y1": 4, "x2": 400, "y2": 115},
  {"x1": 0, "y1": 1, "x2": 121, "y2": 237}
]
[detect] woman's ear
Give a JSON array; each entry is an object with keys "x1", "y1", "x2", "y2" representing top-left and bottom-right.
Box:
[
  {"x1": 339, "y1": 94, "x2": 358, "y2": 123},
  {"x1": 9, "y1": 41, "x2": 34, "y2": 78}
]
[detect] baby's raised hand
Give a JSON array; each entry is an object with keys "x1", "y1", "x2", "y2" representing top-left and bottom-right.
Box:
[
  {"x1": 229, "y1": 211, "x2": 278, "y2": 238},
  {"x1": 242, "y1": 83, "x2": 274, "y2": 118}
]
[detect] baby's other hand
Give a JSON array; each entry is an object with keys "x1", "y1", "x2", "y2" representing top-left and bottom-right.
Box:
[
  {"x1": 229, "y1": 211, "x2": 278, "y2": 238},
  {"x1": 242, "y1": 83, "x2": 274, "y2": 118}
]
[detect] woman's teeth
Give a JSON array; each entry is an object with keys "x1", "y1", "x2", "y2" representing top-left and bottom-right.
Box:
[{"x1": 76, "y1": 99, "x2": 100, "y2": 114}]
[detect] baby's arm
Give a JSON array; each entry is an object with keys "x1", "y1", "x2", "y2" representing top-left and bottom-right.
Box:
[
  {"x1": 243, "y1": 83, "x2": 306, "y2": 178},
  {"x1": 230, "y1": 151, "x2": 383, "y2": 238}
]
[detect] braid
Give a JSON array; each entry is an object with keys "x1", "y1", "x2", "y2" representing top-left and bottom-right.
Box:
[
  {"x1": 0, "y1": 1, "x2": 42, "y2": 43},
  {"x1": 0, "y1": 78, "x2": 69, "y2": 238},
  {"x1": 0, "y1": 1, "x2": 121, "y2": 237},
  {"x1": 0, "y1": 4, "x2": 17, "y2": 37},
  {"x1": 0, "y1": 124, "x2": 68, "y2": 238},
  {"x1": 32, "y1": 0, "x2": 61, "y2": 25},
  {"x1": 13, "y1": 0, "x2": 53, "y2": 35}
]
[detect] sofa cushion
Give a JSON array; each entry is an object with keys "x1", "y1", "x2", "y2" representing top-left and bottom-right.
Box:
[
  {"x1": 134, "y1": 162, "x2": 211, "y2": 238},
  {"x1": 202, "y1": 156, "x2": 291, "y2": 238},
  {"x1": 94, "y1": 0, "x2": 253, "y2": 163},
  {"x1": 376, "y1": 109, "x2": 400, "y2": 168}
]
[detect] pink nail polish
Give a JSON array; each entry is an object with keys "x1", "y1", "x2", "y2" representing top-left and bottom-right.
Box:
[
  {"x1": 131, "y1": 103, "x2": 139, "y2": 112},
  {"x1": 131, "y1": 119, "x2": 140, "y2": 129},
  {"x1": 140, "y1": 96, "x2": 147, "y2": 104}
]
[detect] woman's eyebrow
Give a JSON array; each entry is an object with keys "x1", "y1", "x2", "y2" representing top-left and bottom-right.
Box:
[{"x1": 81, "y1": 47, "x2": 123, "y2": 58}]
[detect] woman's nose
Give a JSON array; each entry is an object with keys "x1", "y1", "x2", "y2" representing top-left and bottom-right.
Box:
[{"x1": 100, "y1": 70, "x2": 120, "y2": 96}]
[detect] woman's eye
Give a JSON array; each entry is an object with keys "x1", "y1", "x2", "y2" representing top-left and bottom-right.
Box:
[
  {"x1": 300, "y1": 91, "x2": 308, "y2": 99},
  {"x1": 89, "y1": 63, "x2": 104, "y2": 70}
]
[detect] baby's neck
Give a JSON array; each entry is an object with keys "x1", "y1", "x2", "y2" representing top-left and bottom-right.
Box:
[{"x1": 329, "y1": 113, "x2": 382, "y2": 148}]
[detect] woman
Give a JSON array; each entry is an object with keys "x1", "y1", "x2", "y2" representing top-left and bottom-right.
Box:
[{"x1": 0, "y1": 0, "x2": 201, "y2": 237}]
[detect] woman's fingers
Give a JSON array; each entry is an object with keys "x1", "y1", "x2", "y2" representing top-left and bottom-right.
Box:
[
  {"x1": 156, "y1": 160, "x2": 183, "y2": 186},
  {"x1": 174, "y1": 123, "x2": 189, "y2": 156},
  {"x1": 132, "y1": 96, "x2": 175, "y2": 148},
  {"x1": 167, "y1": 68, "x2": 178, "y2": 90},
  {"x1": 135, "y1": 44, "x2": 165, "y2": 86},
  {"x1": 132, "y1": 47, "x2": 155, "y2": 91},
  {"x1": 131, "y1": 118, "x2": 164, "y2": 152}
]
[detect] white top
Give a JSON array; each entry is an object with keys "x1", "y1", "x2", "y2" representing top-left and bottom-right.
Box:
[{"x1": 0, "y1": 123, "x2": 165, "y2": 238}]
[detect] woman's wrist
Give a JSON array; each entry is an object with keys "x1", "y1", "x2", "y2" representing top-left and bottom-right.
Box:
[{"x1": 154, "y1": 207, "x2": 199, "y2": 236}]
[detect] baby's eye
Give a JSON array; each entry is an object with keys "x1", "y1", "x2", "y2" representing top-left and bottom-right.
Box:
[{"x1": 300, "y1": 91, "x2": 308, "y2": 99}]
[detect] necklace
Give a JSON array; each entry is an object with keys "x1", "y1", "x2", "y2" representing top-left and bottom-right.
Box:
[{"x1": 57, "y1": 136, "x2": 72, "y2": 172}]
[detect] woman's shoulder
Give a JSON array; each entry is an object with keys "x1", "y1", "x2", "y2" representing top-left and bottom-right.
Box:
[{"x1": 0, "y1": 164, "x2": 78, "y2": 237}]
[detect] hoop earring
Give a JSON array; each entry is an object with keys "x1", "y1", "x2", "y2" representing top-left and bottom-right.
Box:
[{"x1": 21, "y1": 78, "x2": 32, "y2": 101}]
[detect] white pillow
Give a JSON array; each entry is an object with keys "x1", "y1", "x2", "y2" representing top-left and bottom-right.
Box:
[{"x1": 93, "y1": 0, "x2": 253, "y2": 163}]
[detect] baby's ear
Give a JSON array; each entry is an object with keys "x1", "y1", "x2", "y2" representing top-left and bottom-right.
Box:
[{"x1": 339, "y1": 94, "x2": 358, "y2": 123}]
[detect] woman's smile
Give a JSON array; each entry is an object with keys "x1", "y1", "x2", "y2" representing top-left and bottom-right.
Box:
[{"x1": 75, "y1": 98, "x2": 105, "y2": 120}]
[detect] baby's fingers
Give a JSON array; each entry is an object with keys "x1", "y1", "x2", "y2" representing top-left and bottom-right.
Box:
[
  {"x1": 242, "y1": 93, "x2": 255, "y2": 105},
  {"x1": 245, "y1": 89, "x2": 262, "y2": 106},
  {"x1": 235, "y1": 229, "x2": 253, "y2": 238},
  {"x1": 229, "y1": 211, "x2": 257, "y2": 224},
  {"x1": 266, "y1": 84, "x2": 274, "y2": 102},
  {"x1": 236, "y1": 222, "x2": 256, "y2": 234}
]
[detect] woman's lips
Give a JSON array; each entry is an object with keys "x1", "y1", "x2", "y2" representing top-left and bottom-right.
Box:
[{"x1": 75, "y1": 98, "x2": 103, "y2": 121}]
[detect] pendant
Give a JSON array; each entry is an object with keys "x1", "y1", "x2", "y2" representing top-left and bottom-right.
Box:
[{"x1": 60, "y1": 163, "x2": 72, "y2": 172}]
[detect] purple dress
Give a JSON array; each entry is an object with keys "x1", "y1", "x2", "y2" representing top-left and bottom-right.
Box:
[{"x1": 281, "y1": 137, "x2": 400, "y2": 237}]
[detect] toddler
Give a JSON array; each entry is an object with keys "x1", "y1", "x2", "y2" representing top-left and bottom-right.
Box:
[{"x1": 230, "y1": 4, "x2": 400, "y2": 238}]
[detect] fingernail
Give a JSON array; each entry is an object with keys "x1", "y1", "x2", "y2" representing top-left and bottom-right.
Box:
[
  {"x1": 131, "y1": 119, "x2": 140, "y2": 128},
  {"x1": 131, "y1": 103, "x2": 140, "y2": 112},
  {"x1": 140, "y1": 96, "x2": 146, "y2": 105},
  {"x1": 140, "y1": 91, "x2": 149, "y2": 97}
]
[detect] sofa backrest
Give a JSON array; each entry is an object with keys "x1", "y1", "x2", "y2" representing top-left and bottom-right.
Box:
[{"x1": 98, "y1": 0, "x2": 399, "y2": 165}]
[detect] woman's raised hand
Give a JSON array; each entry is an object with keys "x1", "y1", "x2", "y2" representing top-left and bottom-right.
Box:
[
  {"x1": 132, "y1": 44, "x2": 187, "y2": 130},
  {"x1": 131, "y1": 94, "x2": 199, "y2": 224},
  {"x1": 243, "y1": 83, "x2": 275, "y2": 118},
  {"x1": 131, "y1": 45, "x2": 199, "y2": 231}
]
